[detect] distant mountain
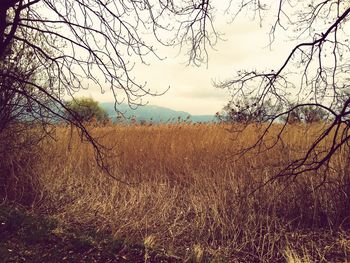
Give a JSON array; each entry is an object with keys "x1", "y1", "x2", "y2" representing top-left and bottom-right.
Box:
[{"x1": 100, "y1": 102, "x2": 217, "y2": 123}]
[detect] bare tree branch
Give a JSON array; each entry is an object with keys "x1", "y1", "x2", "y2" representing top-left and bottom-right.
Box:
[{"x1": 217, "y1": 0, "x2": 350, "y2": 183}]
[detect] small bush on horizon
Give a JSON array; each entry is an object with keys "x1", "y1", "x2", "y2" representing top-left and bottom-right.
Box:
[{"x1": 65, "y1": 97, "x2": 110, "y2": 124}]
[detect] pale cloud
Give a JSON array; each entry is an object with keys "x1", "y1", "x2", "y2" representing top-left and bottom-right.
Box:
[
  {"x1": 177, "y1": 88, "x2": 228, "y2": 100},
  {"x1": 76, "y1": 7, "x2": 296, "y2": 115}
]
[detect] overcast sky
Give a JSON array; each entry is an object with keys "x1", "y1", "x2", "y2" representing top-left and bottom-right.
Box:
[{"x1": 77, "y1": 7, "x2": 294, "y2": 115}]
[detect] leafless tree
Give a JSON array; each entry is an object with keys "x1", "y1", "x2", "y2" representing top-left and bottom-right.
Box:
[
  {"x1": 0, "y1": 0, "x2": 217, "y2": 104},
  {"x1": 214, "y1": 1, "x2": 350, "y2": 183},
  {"x1": 0, "y1": 0, "x2": 218, "y2": 183}
]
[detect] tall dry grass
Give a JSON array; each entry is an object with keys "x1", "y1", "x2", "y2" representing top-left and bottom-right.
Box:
[
  {"x1": 29, "y1": 123, "x2": 350, "y2": 261},
  {"x1": 0, "y1": 125, "x2": 46, "y2": 206}
]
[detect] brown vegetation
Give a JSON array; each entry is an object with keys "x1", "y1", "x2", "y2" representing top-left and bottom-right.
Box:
[{"x1": 3, "y1": 123, "x2": 350, "y2": 262}]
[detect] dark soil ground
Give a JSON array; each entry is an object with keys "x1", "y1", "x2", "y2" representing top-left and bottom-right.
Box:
[
  {"x1": 0, "y1": 206, "x2": 181, "y2": 263},
  {"x1": 1, "y1": 205, "x2": 350, "y2": 262}
]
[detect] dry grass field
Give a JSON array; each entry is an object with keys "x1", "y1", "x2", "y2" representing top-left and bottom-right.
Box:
[{"x1": 2, "y1": 123, "x2": 350, "y2": 262}]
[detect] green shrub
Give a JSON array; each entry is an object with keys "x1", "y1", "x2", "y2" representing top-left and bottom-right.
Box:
[{"x1": 65, "y1": 97, "x2": 109, "y2": 124}]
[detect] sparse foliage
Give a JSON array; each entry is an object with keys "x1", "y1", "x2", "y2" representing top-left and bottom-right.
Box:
[
  {"x1": 0, "y1": 29, "x2": 52, "y2": 131},
  {"x1": 282, "y1": 105, "x2": 329, "y2": 124},
  {"x1": 217, "y1": 98, "x2": 281, "y2": 123}
]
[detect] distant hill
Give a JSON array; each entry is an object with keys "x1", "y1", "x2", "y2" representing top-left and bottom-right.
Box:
[{"x1": 100, "y1": 102, "x2": 217, "y2": 123}]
